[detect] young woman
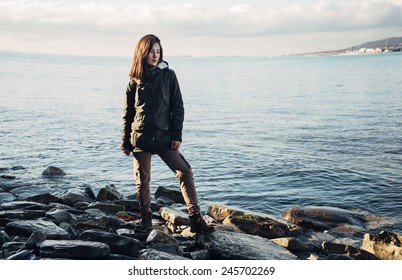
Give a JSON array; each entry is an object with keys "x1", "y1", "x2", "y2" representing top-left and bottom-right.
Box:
[{"x1": 121, "y1": 34, "x2": 213, "y2": 233}]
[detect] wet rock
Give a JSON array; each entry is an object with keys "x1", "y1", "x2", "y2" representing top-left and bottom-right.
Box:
[
  {"x1": 116, "y1": 211, "x2": 141, "y2": 222},
  {"x1": 46, "y1": 209, "x2": 76, "y2": 224},
  {"x1": 156, "y1": 196, "x2": 176, "y2": 206},
  {"x1": 331, "y1": 224, "x2": 365, "y2": 235},
  {"x1": 108, "y1": 254, "x2": 137, "y2": 260},
  {"x1": 0, "y1": 201, "x2": 49, "y2": 211},
  {"x1": 303, "y1": 231, "x2": 338, "y2": 248},
  {"x1": 208, "y1": 204, "x2": 245, "y2": 222},
  {"x1": 116, "y1": 228, "x2": 149, "y2": 242},
  {"x1": 115, "y1": 199, "x2": 140, "y2": 211},
  {"x1": 1, "y1": 241, "x2": 26, "y2": 257},
  {"x1": 0, "y1": 210, "x2": 45, "y2": 220},
  {"x1": 84, "y1": 186, "x2": 96, "y2": 201},
  {"x1": 7, "y1": 249, "x2": 32, "y2": 260},
  {"x1": 59, "y1": 222, "x2": 79, "y2": 239},
  {"x1": 165, "y1": 221, "x2": 188, "y2": 234},
  {"x1": 48, "y1": 202, "x2": 79, "y2": 212},
  {"x1": 150, "y1": 243, "x2": 179, "y2": 255},
  {"x1": 76, "y1": 221, "x2": 110, "y2": 232},
  {"x1": 78, "y1": 210, "x2": 117, "y2": 224},
  {"x1": 180, "y1": 227, "x2": 197, "y2": 239},
  {"x1": 151, "y1": 201, "x2": 164, "y2": 212},
  {"x1": 42, "y1": 166, "x2": 66, "y2": 176},
  {"x1": 97, "y1": 215, "x2": 129, "y2": 228},
  {"x1": 82, "y1": 208, "x2": 104, "y2": 218},
  {"x1": 10, "y1": 186, "x2": 55, "y2": 201},
  {"x1": 331, "y1": 236, "x2": 362, "y2": 248},
  {"x1": 0, "y1": 181, "x2": 30, "y2": 192},
  {"x1": 224, "y1": 214, "x2": 302, "y2": 239},
  {"x1": 208, "y1": 204, "x2": 301, "y2": 239},
  {"x1": 198, "y1": 230, "x2": 297, "y2": 260},
  {"x1": 38, "y1": 240, "x2": 110, "y2": 259},
  {"x1": 282, "y1": 206, "x2": 367, "y2": 231},
  {"x1": 177, "y1": 239, "x2": 198, "y2": 253},
  {"x1": 27, "y1": 193, "x2": 61, "y2": 204},
  {"x1": 116, "y1": 228, "x2": 135, "y2": 237},
  {"x1": 74, "y1": 202, "x2": 90, "y2": 210},
  {"x1": 139, "y1": 248, "x2": 190, "y2": 260},
  {"x1": 159, "y1": 206, "x2": 190, "y2": 226},
  {"x1": 0, "y1": 231, "x2": 10, "y2": 246},
  {"x1": 59, "y1": 189, "x2": 91, "y2": 206},
  {"x1": 307, "y1": 253, "x2": 321, "y2": 260},
  {"x1": 25, "y1": 231, "x2": 47, "y2": 249},
  {"x1": 326, "y1": 254, "x2": 355, "y2": 260},
  {"x1": 155, "y1": 186, "x2": 185, "y2": 204},
  {"x1": 85, "y1": 202, "x2": 126, "y2": 214},
  {"x1": 80, "y1": 229, "x2": 141, "y2": 257},
  {"x1": 146, "y1": 229, "x2": 179, "y2": 245},
  {"x1": 322, "y1": 241, "x2": 378, "y2": 260},
  {"x1": 361, "y1": 231, "x2": 402, "y2": 260},
  {"x1": 203, "y1": 214, "x2": 219, "y2": 225},
  {"x1": 271, "y1": 237, "x2": 318, "y2": 253},
  {"x1": 5, "y1": 220, "x2": 70, "y2": 239},
  {"x1": 0, "y1": 218, "x2": 12, "y2": 227},
  {"x1": 96, "y1": 184, "x2": 122, "y2": 201},
  {"x1": 191, "y1": 249, "x2": 211, "y2": 260}
]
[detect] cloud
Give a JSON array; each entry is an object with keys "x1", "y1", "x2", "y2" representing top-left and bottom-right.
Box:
[
  {"x1": 216, "y1": 0, "x2": 402, "y2": 36},
  {"x1": 1, "y1": 0, "x2": 402, "y2": 56},
  {"x1": 2, "y1": 0, "x2": 401, "y2": 33}
]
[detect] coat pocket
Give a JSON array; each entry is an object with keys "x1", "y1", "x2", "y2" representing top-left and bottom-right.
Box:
[
  {"x1": 155, "y1": 119, "x2": 171, "y2": 151},
  {"x1": 155, "y1": 119, "x2": 170, "y2": 132},
  {"x1": 161, "y1": 87, "x2": 170, "y2": 106}
]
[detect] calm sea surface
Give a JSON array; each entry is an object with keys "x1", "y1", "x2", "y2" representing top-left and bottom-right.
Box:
[{"x1": 1, "y1": 51, "x2": 401, "y2": 232}]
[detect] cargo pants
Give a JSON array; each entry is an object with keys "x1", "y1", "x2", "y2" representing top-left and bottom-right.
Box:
[{"x1": 133, "y1": 149, "x2": 200, "y2": 216}]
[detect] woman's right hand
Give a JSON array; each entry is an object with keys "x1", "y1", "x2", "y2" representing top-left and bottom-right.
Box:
[{"x1": 123, "y1": 149, "x2": 131, "y2": 156}]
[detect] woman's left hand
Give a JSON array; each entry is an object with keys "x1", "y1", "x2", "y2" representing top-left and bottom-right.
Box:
[{"x1": 171, "y1": 141, "x2": 181, "y2": 150}]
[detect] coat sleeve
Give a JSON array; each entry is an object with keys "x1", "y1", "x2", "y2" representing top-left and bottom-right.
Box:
[
  {"x1": 121, "y1": 80, "x2": 135, "y2": 151},
  {"x1": 169, "y1": 71, "x2": 184, "y2": 142}
]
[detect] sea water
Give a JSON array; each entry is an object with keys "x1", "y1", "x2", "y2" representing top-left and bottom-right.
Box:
[{"x1": 0, "y1": 51, "x2": 401, "y2": 231}]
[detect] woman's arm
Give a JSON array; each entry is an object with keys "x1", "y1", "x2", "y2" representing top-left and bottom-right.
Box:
[
  {"x1": 169, "y1": 71, "x2": 184, "y2": 143},
  {"x1": 121, "y1": 80, "x2": 136, "y2": 153}
]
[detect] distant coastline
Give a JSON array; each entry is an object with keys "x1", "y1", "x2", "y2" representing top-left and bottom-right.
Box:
[{"x1": 295, "y1": 36, "x2": 402, "y2": 57}]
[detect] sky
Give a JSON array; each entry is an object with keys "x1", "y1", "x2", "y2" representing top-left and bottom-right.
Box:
[{"x1": 1, "y1": 0, "x2": 402, "y2": 57}]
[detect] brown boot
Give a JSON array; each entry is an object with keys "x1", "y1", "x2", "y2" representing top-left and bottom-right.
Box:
[
  {"x1": 189, "y1": 212, "x2": 214, "y2": 233},
  {"x1": 140, "y1": 212, "x2": 152, "y2": 229}
]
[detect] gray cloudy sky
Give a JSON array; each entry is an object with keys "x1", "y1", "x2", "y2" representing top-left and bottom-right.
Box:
[{"x1": 1, "y1": 0, "x2": 402, "y2": 56}]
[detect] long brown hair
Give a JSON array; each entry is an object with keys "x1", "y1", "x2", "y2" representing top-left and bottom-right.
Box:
[{"x1": 129, "y1": 34, "x2": 163, "y2": 80}]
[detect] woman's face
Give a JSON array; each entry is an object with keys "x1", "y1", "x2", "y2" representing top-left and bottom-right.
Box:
[{"x1": 146, "y1": 42, "x2": 161, "y2": 67}]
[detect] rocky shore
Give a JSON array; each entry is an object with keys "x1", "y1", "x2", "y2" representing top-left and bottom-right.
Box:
[{"x1": 1, "y1": 166, "x2": 401, "y2": 260}]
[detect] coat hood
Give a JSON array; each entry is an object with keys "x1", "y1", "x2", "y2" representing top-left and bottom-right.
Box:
[
  {"x1": 157, "y1": 61, "x2": 169, "y2": 70},
  {"x1": 148, "y1": 60, "x2": 169, "y2": 78}
]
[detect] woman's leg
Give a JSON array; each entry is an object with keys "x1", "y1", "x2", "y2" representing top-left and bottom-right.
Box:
[
  {"x1": 133, "y1": 152, "x2": 152, "y2": 219},
  {"x1": 159, "y1": 149, "x2": 213, "y2": 232},
  {"x1": 158, "y1": 149, "x2": 200, "y2": 215}
]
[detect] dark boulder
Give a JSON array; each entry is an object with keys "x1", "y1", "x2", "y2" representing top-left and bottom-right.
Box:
[
  {"x1": 5, "y1": 220, "x2": 70, "y2": 239},
  {"x1": 42, "y1": 166, "x2": 66, "y2": 176},
  {"x1": 282, "y1": 206, "x2": 367, "y2": 231},
  {"x1": 80, "y1": 229, "x2": 141, "y2": 257},
  {"x1": 198, "y1": 230, "x2": 297, "y2": 260},
  {"x1": 38, "y1": 240, "x2": 110, "y2": 259}
]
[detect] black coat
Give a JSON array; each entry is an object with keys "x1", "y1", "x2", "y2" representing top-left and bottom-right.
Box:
[{"x1": 121, "y1": 61, "x2": 184, "y2": 153}]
